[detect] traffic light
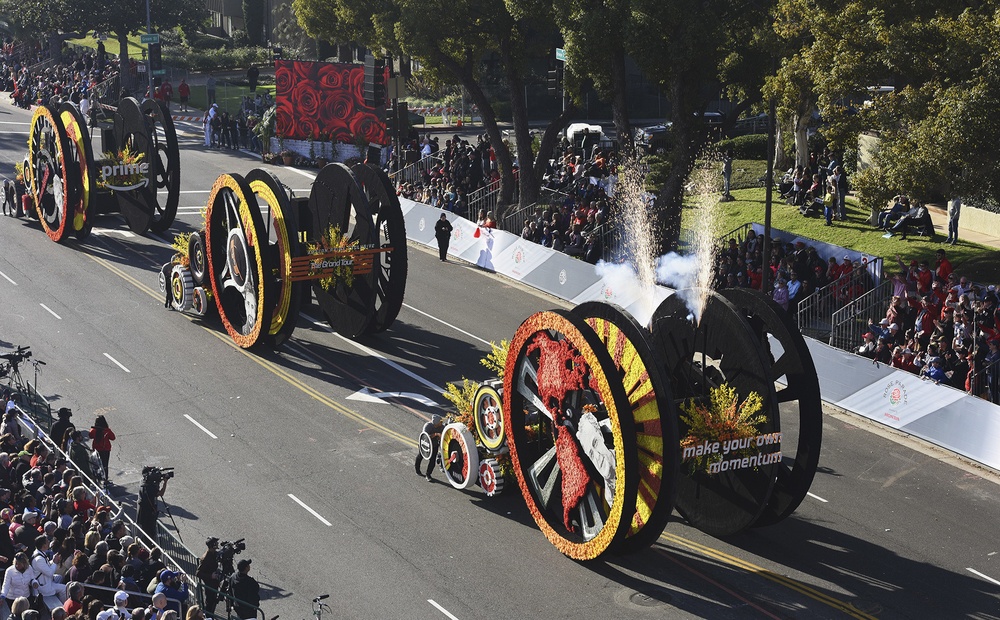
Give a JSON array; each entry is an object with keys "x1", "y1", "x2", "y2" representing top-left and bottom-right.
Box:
[
  {"x1": 384, "y1": 102, "x2": 397, "y2": 141},
  {"x1": 364, "y1": 54, "x2": 386, "y2": 108},
  {"x1": 148, "y1": 42, "x2": 162, "y2": 73},
  {"x1": 547, "y1": 65, "x2": 562, "y2": 95}
]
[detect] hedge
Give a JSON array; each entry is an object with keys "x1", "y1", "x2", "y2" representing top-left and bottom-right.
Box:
[{"x1": 714, "y1": 134, "x2": 768, "y2": 160}]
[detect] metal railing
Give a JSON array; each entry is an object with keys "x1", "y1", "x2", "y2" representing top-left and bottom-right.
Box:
[
  {"x1": 387, "y1": 154, "x2": 443, "y2": 187},
  {"x1": 828, "y1": 279, "x2": 894, "y2": 351},
  {"x1": 197, "y1": 581, "x2": 267, "y2": 620},
  {"x1": 714, "y1": 223, "x2": 754, "y2": 251},
  {"x1": 501, "y1": 187, "x2": 573, "y2": 233},
  {"x1": 796, "y1": 267, "x2": 877, "y2": 341},
  {"x1": 466, "y1": 178, "x2": 502, "y2": 221}
]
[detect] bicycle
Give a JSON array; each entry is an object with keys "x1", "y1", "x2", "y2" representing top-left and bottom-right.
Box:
[{"x1": 310, "y1": 594, "x2": 331, "y2": 620}]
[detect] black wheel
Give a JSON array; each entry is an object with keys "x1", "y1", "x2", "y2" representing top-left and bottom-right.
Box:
[
  {"x1": 719, "y1": 288, "x2": 823, "y2": 527},
  {"x1": 141, "y1": 99, "x2": 180, "y2": 234},
  {"x1": 246, "y1": 169, "x2": 302, "y2": 347},
  {"x1": 352, "y1": 163, "x2": 407, "y2": 333},
  {"x1": 308, "y1": 163, "x2": 376, "y2": 338},
  {"x1": 572, "y1": 301, "x2": 679, "y2": 554},
  {"x1": 113, "y1": 97, "x2": 154, "y2": 235},
  {"x1": 204, "y1": 173, "x2": 273, "y2": 349},
  {"x1": 502, "y1": 310, "x2": 639, "y2": 560},
  {"x1": 650, "y1": 291, "x2": 779, "y2": 537},
  {"x1": 187, "y1": 230, "x2": 207, "y2": 286}
]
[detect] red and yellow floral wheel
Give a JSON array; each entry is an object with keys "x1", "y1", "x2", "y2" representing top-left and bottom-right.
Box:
[
  {"x1": 27, "y1": 105, "x2": 79, "y2": 242},
  {"x1": 573, "y1": 301, "x2": 679, "y2": 553},
  {"x1": 439, "y1": 422, "x2": 479, "y2": 490},
  {"x1": 204, "y1": 173, "x2": 272, "y2": 349},
  {"x1": 473, "y1": 381, "x2": 506, "y2": 452},
  {"x1": 503, "y1": 310, "x2": 638, "y2": 560}
]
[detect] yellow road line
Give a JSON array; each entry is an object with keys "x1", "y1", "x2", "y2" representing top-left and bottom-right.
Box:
[
  {"x1": 660, "y1": 531, "x2": 879, "y2": 620},
  {"x1": 85, "y1": 252, "x2": 416, "y2": 448}
]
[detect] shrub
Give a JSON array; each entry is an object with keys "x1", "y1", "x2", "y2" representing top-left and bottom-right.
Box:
[{"x1": 714, "y1": 134, "x2": 768, "y2": 159}]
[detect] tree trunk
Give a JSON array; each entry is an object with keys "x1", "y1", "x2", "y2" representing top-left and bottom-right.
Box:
[
  {"x1": 117, "y1": 30, "x2": 132, "y2": 94},
  {"x1": 609, "y1": 48, "x2": 633, "y2": 153},
  {"x1": 532, "y1": 104, "x2": 576, "y2": 200},
  {"x1": 774, "y1": 115, "x2": 792, "y2": 171},
  {"x1": 503, "y1": 48, "x2": 538, "y2": 210},
  {"x1": 652, "y1": 78, "x2": 704, "y2": 255},
  {"x1": 46, "y1": 32, "x2": 63, "y2": 64},
  {"x1": 793, "y1": 107, "x2": 811, "y2": 168}
]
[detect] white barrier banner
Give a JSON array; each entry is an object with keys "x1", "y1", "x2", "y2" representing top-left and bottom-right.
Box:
[
  {"x1": 492, "y1": 239, "x2": 559, "y2": 281},
  {"x1": 835, "y1": 370, "x2": 966, "y2": 430}
]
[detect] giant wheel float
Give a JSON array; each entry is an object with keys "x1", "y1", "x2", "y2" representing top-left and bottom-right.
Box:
[
  {"x1": 160, "y1": 163, "x2": 407, "y2": 349},
  {"x1": 416, "y1": 289, "x2": 822, "y2": 559},
  {"x1": 21, "y1": 97, "x2": 181, "y2": 241}
]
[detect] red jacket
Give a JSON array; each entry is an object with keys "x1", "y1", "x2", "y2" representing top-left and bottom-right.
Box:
[{"x1": 89, "y1": 427, "x2": 115, "y2": 452}]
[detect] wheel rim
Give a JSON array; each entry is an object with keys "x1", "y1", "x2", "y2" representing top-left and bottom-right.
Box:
[
  {"x1": 572, "y1": 301, "x2": 679, "y2": 552},
  {"x1": 650, "y1": 291, "x2": 779, "y2": 536},
  {"x1": 719, "y1": 288, "x2": 823, "y2": 527},
  {"x1": 440, "y1": 422, "x2": 479, "y2": 490},
  {"x1": 28, "y1": 106, "x2": 76, "y2": 242},
  {"x1": 205, "y1": 173, "x2": 272, "y2": 348},
  {"x1": 473, "y1": 382, "x2": 505, "y2": 452},
  {"x1": 246, "y1": 169, "x2": 301, "y2": 347},
  {"x1": 502, "y1": 310, "x2": 637, "y2": 560},
  {"x1": 188, "y1": 231, "x2": 208, "y2": 286},
  {"x1": 140, "y1": 100, "x2": 180, "y2": 233}
]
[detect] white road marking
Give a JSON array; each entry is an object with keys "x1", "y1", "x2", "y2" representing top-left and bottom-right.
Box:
[
  {"x1": 967, "y1": 567, "x2": 1000, "y2": 587},
  {"x1": 287, "y1": 494, "x2": 332, "y2": 526},
  {"x1": 148, "y1": 232, "x2": 169, "y2": 245},
  {"x1": 428, "y1": 600, "x2": 460, "y2": 620},
  {"x1": 301, "y1": 313, "x2": 445, "y2": 393},
  {"x1": 402, "y1": 302, "x2": 492, "y2": 346},
  {"x1": 347, "y1": 387, "x2": 440, "y2": 407},
  {"x1": 807, "y1": 492, "x2": 828, "y2": 503},
  {"x1": 0, "y1": 121, "x2": 31, "y2": 125},
  {"x1": 39, "y1": 303, "x2": 62, "y2": 320},
  {"x1": 282, "y1": 166, "x2": 317, "y2": 180},
  {"x1": 183, "y1": 414, "x2": 218, "y2": 439},
  {"x1": 0, "y1": 271, "x2": 16, "y2": 285},
  {"x1": 103, "y1": 353, "x2": 131, "y2": 373},
  {"x1": 92, "y1": 227, "x2": 135, "y2": 238}
]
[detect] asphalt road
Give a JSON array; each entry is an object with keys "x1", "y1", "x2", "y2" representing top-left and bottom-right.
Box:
[{"x1": 1, "y1": 101, "x2": 999, "y2": 620}]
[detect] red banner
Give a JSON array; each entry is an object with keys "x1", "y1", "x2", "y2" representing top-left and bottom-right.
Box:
[{"x1": 274, "y1": 60, "x2": 389, "y2": 145}]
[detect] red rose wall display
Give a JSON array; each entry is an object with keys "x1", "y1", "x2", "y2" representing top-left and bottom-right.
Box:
[{"x1": 274, "y1": 60, "x2": 389, "y2": 145}]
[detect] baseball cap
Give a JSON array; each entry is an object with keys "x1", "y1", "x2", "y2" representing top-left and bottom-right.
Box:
[
  {"x1": 889, "y1": 323, "x2": 898, "y2": 330},
  {"x1": 879, "y1": 318, "x2": 889, "y2": 325},
  {"x1": 114, "y1": 591, "x2": 129, "y2": 603},
  {"x1": 159, "y1": 569, "x2": 177, "y2": 581}
]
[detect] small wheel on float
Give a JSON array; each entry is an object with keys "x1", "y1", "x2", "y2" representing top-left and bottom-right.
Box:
[
  {"x1": 170, "y1": 265, "x2": 194, "y2": 311},
  {"x1": 649, "y1": 291, "x2": 779, "y2": 537},
  {"x1": 473, "y1": 380, "x2": 506, "y2": 453},
  {"x1": 572, "y1": 301, "x2": 679, "y2": 554},
  {"x1": 352, "y1": 164, "x2": 408, "y2": 333},
  {"x1": 308, "y1": 164, "x2": 376, "y2": 338},
  {"x1": 502, "y1": 310, "x2": 638, "y2": 560},
  {"x1": 140, "y1": 100, "x2": 180, "y2": 234},
  {"x1": 187, "y1": 231, "x2": 208, "y2": 286},
  {"x1": 59, "y1": 103, "x2": 95, "y2": 238},
  {"x1": 157, "y1": 263, "x2": 172, "y2": 295},
  {"x1": 204, "y1": 173, "x2": 273, "y2": 349},
  {"x1": 191, "y1": 287, "x2": 211, "y2": 317},
  {"x1": 27, "y1": 106, "x2": 80, "y2": 242},
  {"x1": 479, "y1": 459, "x2": 505, "y2": 497},
  {"x1": 719, "y1": 288, "x2": 823, "y2": 527},
  {"x1": 439, "y1": 422, "x2": 479, "y2": 490},
  {"x1": 246, "y1": 169, "x2": 302, "y2": 347}
]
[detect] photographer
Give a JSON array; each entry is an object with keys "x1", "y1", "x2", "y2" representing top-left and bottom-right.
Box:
[
  {"x1": 195, "y1": 538, "x2": 220, "y2": 614},
  {"x1": 137, "y1": 470, "x2": 169, "y2": 540},
  {"x1": 228, "y1": 559, "x2": 259, "y2": 620},
  {"x1": 153, "y1": 570, "x2": 189, "y2": 614}
]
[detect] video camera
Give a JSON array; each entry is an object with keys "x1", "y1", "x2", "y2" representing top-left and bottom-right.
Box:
[
  {"x1": 0, "y1": 346, "x2": 31, "y2": 368},
  {"x1": 141, "y1": 466, "x2": 175, "y2": 486},
  {"x1": 217, "y1": 538, "x2": 246, "y2": 577}
]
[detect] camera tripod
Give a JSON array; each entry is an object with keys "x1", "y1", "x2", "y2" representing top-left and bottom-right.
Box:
[{"x1": 158, "y1": 495, "x2": 183, "y2": 543}]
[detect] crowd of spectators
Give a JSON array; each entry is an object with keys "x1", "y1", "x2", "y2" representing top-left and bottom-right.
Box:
[
  {"x1": 393, "y1": 133, "x2": 498, "y2": 212},
  {"x1": 856, "y1": 250, "x2": 1000, "y2": 402},
  {"x1": 0, "y1": 397, "x2": 199, "y2": 620},
  {"x1": 1, "y1": 41, "x2": 119, "y2": 113},
  {"x1": 712, "y1": 228, "x2": 873, "y2": 313}
]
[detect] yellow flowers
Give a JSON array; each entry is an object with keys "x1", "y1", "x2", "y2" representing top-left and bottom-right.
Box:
[
  {"x1": 480, "y1": 340, "x2": 510, "y2": 378},
  {"x1": 307, "y1": 224, "x2": 360, "y2": 291},
  {"x1": 679, "y1": 383, "x2": 765, "y2": 473}
]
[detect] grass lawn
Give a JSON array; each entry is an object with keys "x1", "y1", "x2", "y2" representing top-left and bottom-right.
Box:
[
  {"x1": 685, "y1": 185, "x2": 1000, "y2": 284},
  {"x1": 67, "y1": 35, "x2": 147, "y2": 59},
  {"x1": 186, "y1": 84, "x2": 276, "y2": 115}
]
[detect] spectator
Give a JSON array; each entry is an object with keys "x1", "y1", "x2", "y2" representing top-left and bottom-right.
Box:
[
  {"x1": 153, "y1": 570, "x2": 188, "y2": 614},
  {"x1": 88, "y1": 416, "x2": 115, "y2": 480},
  {"x1": 228, "y1": 559, "x2": 259, "y2": 620},
  {"x1": 946, "y1": 196, "x2": 961, "y2": 245},
  {"x1": 1, "y1": 552, "x2": 35, "y2": 609},
  {"x1": 177, "y1": 79, "x2": 190, "y2": 112},
  {"x1": 877, "y1": 195, "x2": 909, "y2": 229}
]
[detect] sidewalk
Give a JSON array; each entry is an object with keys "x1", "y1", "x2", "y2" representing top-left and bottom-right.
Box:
[{"x1": 925, "y1": 203, "x2": 1000, "y2": 249}]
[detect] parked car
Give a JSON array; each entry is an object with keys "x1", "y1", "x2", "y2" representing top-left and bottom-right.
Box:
[{"x1": 635, "y1": 112, "x2": 726, "y2": 154}]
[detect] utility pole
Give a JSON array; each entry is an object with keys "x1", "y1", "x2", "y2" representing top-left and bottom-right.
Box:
[{"x1": 145, "y1": 0, "x2": 153, "y2": 99}]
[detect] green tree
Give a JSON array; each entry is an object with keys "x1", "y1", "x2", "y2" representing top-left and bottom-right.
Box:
[{"x1": 242, "y1": 0, "x2": 265, "y2": 46}]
